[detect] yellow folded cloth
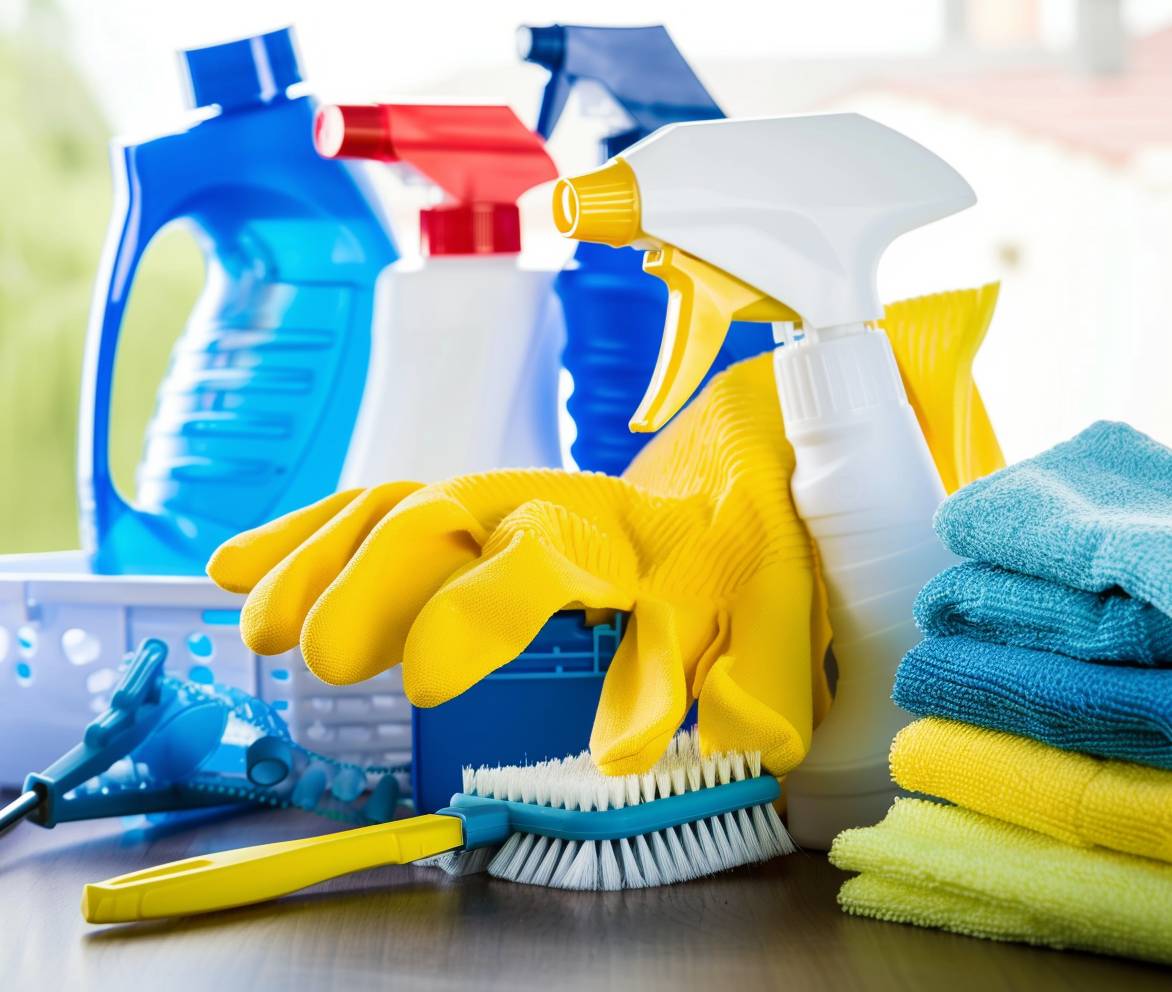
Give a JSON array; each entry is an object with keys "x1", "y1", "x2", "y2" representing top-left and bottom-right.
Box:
[
  {"x1": 830, "y1": 798, "x2": 1172, "y2": 964},
  {"x1": 892, "y1": 717, "x2": 1172, "y2": 863}
]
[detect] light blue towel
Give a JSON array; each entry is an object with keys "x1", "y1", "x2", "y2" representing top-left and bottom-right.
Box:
[
  {"x1": 915, "y1": 562, "x2": 1172, "y2": 665},
  {"x1": 933, "y1": 421, "x2": 1172, "y2": 616},
  {"x1": 892, "y1": 635, "x2": 1172, "y2": 769}
]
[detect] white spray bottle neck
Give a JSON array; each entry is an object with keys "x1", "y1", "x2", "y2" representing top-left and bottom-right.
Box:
[
  {"x1": 771, "y1": 320, "x2": 912, "y2": 429},
  {"x1": 773, "y1": 321, "x2": 878, "y2": 348}
]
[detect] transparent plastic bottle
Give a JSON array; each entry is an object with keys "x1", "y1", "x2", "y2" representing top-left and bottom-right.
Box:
[{"x1": 81, "y1": 28, "x2": 397, "y2": 574}]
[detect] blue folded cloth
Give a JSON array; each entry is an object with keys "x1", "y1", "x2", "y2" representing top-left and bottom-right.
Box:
[
  {"x1": 893, "y1": 636, "x2": 1172, "y2": 769},
  {"x1": 933, "y1": 422, "x2": 1172, "y2": 616},
  {"x1": 915, "y1": 562, "x2": 1172, "y2": 665}
]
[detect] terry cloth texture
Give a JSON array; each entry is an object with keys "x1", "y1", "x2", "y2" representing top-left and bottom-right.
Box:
[
  {"x1": 830, "y1": 798, "x2": 1172, "y2": 965},
  {"x1": 933, "y1": 421, "x2": 1172, "y2": 615},
  {"x1": 892, "y1": 635, "x2": 1172, "y2": 768},
  {"x1": 914, "y1": 561, "x2": 1172, "y2": 664},
  {"x1": 890, "y1": 717, "x2": 1172, "y2": 863}
]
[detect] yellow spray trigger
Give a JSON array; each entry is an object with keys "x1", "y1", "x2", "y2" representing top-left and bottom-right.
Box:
[{"x1": 633, "y1": 246, "x2": 798, "y2": 433}]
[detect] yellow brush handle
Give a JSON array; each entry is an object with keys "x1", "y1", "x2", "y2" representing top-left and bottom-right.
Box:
[{"x1": 82, "y1": 813, "x2": 465, "y2": 923}]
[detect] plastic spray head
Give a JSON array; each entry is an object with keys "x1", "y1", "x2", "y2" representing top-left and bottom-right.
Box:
[
  {"x1": 182, "y1": 27, "x2": 303, "y2": 112},
  {"x1": 554, "y1": 113, "x2": 976, "y2": 432},
  {"x1": 315, "y1": 104, "x2": 557, "y2": 255},
  {"x1": 518, "y1": 24, "x2": 722, "y2": 158}
]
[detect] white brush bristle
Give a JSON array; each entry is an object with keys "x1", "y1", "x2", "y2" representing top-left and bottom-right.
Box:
[{"x1": 437, "y1": 727, "x2": 793, "y2": 891}]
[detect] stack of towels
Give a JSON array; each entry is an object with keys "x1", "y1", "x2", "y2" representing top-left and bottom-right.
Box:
[{"x1": 829, "y1": 421, "x2": 1172, "y2": 965}]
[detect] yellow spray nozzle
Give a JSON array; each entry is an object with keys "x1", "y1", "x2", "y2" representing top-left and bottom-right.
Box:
[
  {"x1": 631, "y1": 246, "x2": 799, "y2": 433},
  {"x1": 552, "y1": 159, "x2": 642, "y2": 247},
  {"x1": 553, "y1": 160, "x2": 798, "y2": 434}
]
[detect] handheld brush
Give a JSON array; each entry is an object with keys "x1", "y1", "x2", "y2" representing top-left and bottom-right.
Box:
[{"x1": 82, "y1": 729, "x2": 790, "y2": 922}]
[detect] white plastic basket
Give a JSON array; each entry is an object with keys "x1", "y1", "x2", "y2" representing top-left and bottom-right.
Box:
[{"x1": 0, "y1": 551, "x2": 411, "y2": 788}]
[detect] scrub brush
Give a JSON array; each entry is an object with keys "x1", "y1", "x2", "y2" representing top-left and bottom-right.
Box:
[
  {"x1": 437, "y1": 728, "x2": 792, "y2": 889},
  {"x1": 83, "y1": 728, "x2": 791, "y2": 922}
]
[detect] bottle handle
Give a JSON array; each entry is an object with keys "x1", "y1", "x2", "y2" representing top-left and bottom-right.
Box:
[{"x1": 77, "y1": 144, "x2": 177, "y2": 552}]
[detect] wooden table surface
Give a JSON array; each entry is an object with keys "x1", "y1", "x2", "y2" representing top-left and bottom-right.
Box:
[{"x1": 2, "y1": 796, "x2": 1166, "y2": 991}]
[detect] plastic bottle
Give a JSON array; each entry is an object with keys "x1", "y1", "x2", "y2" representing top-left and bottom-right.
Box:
[
  {"x1": 80, "y1": 28, "x2": 397, "y2": 575},
  {"x1": 315, "y1": 104, "x2": 563, "y2": 482},
  {"x1": 772, "y1": 322, "x2": 958, "y2": 844},
  {"x1": 553, "y1": 114, "x2": 976, "y2": 847},
  {"x1": 519, "y1": 24, "x2": 774, "y2": 475}
]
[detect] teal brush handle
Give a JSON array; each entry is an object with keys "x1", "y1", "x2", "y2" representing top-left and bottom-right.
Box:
[{"x1": 446, "y1": 775, "x2": 780, "y2": 843}]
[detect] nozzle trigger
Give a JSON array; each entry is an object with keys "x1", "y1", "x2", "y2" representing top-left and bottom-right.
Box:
[{"x1": 632, "y1": 247, "x2": 798, "y2": 432}]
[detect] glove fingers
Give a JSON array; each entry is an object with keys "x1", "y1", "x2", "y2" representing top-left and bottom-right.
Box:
[
  {"x1": 696, "y1": 564, "x2": 827, "y2": 776},
  {"x1": 403, "y1": 501, "x2": 637, "y2": 707},
  {"x1": 300, "y1": 491, "x2": 491, "y2": 685},
  {"x1": 881, "y1": 284, "x2": 1005, "y2": 492},
  {"x1": 237, "y1": 482, "x2": 424, "y2": 655},
  {"x1": 590, "y1": 599, "x2": 718, "y2": 776},
  {"x1": 207, "y1": 488, "x2": 365, "y2": 593}
]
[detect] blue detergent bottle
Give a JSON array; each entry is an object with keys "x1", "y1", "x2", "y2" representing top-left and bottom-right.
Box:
[
  {"x1": 519, "y1": 24, "x2": 774, "y2": 475},
  {"x1": 79, "y1": 28, "x2": 397, "y2": 574}
]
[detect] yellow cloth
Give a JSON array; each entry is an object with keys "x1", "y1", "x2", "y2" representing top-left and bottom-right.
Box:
[
  {"x1": 210, "y1": 356, "x2": 832, "y2": 776},
  {"x1": 830, "y1": 798, "x2": 1172, "y2": 965},
  {"x1": 891, "y1": 717, "x2": 1172, "y2": 864},
  {"x1": 208, "y1": 287, "x2": 1001, "y2": 777}
]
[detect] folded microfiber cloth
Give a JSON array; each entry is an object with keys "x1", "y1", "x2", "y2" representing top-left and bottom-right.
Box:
[
  {"x1": 891, "y1": 718, "x2": 1172, "y2": 863},
  {"x1": 933, "y1": 421, "x2": 1172, "y2": 616},
  {"x1": 830, "y1": 798, "x2": 1172, "y2": 965},
  {"x1": 914, "y1": 562, "x2": 1172, "y2": 665},
  {"x1": 893, "y1": 636, "x2": 1172, "y2": 768}
]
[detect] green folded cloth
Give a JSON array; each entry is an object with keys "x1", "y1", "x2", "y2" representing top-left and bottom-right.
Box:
[{"x1": 830, "y1": 798, "x2": 1172, "y2": 965}]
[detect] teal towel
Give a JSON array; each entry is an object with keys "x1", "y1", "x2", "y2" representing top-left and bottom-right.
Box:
[
  {"x1": 915, "y1": 562, "x2": 1172, "y2": 665},
  {"x1": 933, "y1": 421, "x2": 1172, "y2": 615},
  {"x1": 892, "y1": 635, "x2": 1172, "y2": 769}
]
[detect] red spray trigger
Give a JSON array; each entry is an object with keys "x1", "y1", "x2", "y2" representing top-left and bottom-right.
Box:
[{"x1": 314, "y1": 104, "x2": 557, "y2": 255}]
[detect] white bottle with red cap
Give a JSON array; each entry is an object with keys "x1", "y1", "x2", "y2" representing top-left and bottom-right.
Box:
[{"x1": 315, "y1": 103, "x2": 563, "y2": 483}]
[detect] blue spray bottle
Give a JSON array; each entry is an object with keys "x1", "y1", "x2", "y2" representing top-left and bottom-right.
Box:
[
  {"x1": 79, "y1": 28, "x2": 397, "y2": 574},
  {"x1": 519, "y1": 24, "x2": 774, "y2": 475}
]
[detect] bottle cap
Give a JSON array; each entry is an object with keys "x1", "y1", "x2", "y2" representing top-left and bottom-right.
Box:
[
  {"x1": 182, "y1": 27, "x2": 302, "y2": 112},
  {"x1": 315, "y1": 103, "x2": 556, "y2": 256},
  {"x1": 552, "y1": 159, "x2": 641, "y2": 247}
]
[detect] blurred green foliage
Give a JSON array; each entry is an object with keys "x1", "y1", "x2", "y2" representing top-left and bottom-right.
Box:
[{"x1": 0, "y1": 29, "x2": 201, "y2": 554}]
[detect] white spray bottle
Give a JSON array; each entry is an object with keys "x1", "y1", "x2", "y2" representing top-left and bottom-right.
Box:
[
  {"x1": 553, "y1": 113, "x2": 975, "y2": 848},
  {"x1": 315, "y1": 103, "x2": 563, "y2": 482}
]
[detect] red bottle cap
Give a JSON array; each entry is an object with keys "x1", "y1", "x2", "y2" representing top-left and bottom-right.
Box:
[{"x1": 314, "y1": 104, "x2": 557, "y2": 256}]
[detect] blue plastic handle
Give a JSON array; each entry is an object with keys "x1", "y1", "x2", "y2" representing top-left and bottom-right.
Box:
[
  {"x1": 78, "y1": 141, "x2": 194, "y2": 571},
  {"x1": 79, "y1": 28, "x2": 397, "y2": 575},
  {"x1": 25, "y1": 639, "x2": 172, "y2": 826},
  {"x1": 440, "y1": 774, "x2": 781, "y2": 849}
]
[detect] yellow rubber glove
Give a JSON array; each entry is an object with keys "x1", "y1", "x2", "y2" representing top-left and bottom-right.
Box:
[
  {"x1": 881, "y1": 283, "x2": 1005, "y2": 492},
  {"x1": 209, "y1": 355, "x2": 831, "y2": 777},
  {"x1": 208, "y1": 287, "x2": 1004, "y2": 777}
]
